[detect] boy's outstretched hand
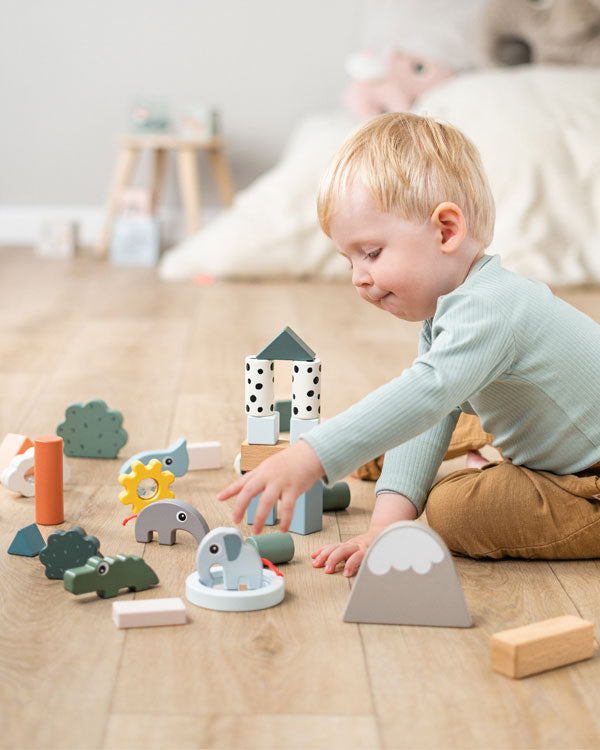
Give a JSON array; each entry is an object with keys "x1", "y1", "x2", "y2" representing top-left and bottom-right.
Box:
[{"x1": 217, "y1": 440, "x2": 325, "y2": 535}]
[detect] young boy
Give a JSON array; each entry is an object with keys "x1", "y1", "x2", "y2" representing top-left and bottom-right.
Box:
[{"x1": 217, "y1": 112, "x2": 600, "y2": 576}]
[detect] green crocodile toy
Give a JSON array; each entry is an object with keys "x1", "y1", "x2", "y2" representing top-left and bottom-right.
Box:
[{"x1": 63, "y1": 554, "x2": 158, "y2": 598}]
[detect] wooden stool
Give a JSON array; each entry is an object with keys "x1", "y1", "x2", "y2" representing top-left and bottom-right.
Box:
[{"x1": 96, "y1": 134, "x2": 235, "y2": 258}]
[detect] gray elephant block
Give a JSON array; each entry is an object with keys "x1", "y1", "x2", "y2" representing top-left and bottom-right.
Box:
[
  {"x1": 135, "y1": 499, "x2": 209, "y2": 545},
  {"x1": 197, "y1": 527, "x2": 263, "y2": 590}
]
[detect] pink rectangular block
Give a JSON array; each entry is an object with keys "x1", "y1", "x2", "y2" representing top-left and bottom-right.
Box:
[
  {"x1": 112, "y1": 597, "x2": 187, "y2": 628},
  {"x1": 187, "y1": 441, "x2": 222, "y2": 470}
]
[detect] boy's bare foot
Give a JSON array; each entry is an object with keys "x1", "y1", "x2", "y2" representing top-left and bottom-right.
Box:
[{"x1": 466, "y1": 450, "x2": 488, "y2": 469}]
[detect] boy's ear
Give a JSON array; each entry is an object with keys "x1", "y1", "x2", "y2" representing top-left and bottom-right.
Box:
[{"x1": 431, "y1": 202, "x2": 466, "y2": 254}]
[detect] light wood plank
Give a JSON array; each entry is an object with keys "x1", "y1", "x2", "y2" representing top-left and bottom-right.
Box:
[{"x1": 104, "y1": 713, "x2": 380, "y2": 749}]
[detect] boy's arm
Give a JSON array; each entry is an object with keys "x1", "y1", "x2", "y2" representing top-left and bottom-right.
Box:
[{"x1": 375, "y1": 408, "x2": 461, "y2": 516}]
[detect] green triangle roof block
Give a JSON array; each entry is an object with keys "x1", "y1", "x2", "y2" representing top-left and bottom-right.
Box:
[
  {"x1": 8, "y1": 523, "x2": 45, "y2": 557},
  {"x1": 256, "y1": 326, "x2": 315, "y2": 361}
]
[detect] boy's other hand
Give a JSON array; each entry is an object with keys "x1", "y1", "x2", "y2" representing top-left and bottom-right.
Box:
[
  {"x1": 311, "y1": 529, "x2": 382, "y2": 577},
  {"x1": 216, "y1": 440, "x2": 325, "y2": 535}
]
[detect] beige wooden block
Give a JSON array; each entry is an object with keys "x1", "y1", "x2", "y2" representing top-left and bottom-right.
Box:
[
  {"x1": 240, "y1": 438, "x2": 289, "y2": 471},
  {"x1": 112, "y1": 597, "x2": 187, "y2": 629},
  {"x1": 187, "y1": 441, "x2": 222, "y2": 470},
  {"x1": 491, "y1": 615, "x2": 595, "y2": 678}
]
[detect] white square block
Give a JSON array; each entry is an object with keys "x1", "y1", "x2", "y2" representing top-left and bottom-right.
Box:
[
  {"x1": 187, "y1": 441, "x2": 222, "y2": 470},
  {"x1": 112, "y1": 597, "x2": 187, "y2": 628},
  {"x1": 290, "y1": 416, "x2": 319, "y2": 445},
  {"x1": 247, "y1": 412, "x2": 280, "y2": 445}
]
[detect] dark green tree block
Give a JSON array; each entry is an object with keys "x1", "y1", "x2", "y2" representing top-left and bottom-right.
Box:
[
  {"x1": 256, "y1": 326, "x2": 315, "y2": 361},
  {"x1": 64, "y1": 554, "x2": 159, "y2": 598},
  {"x1": 56, "y1": 399, "x2": 128, "y2": 458},
  {"x1": 275, "y1": 400, "x2": 292, "y2": 432},
  {"x1": 8, "y1": 523, "x2": 45, "y2": 557},
  {"x1": 39, "y1": 526, "x2": 101, "y2": 579}
]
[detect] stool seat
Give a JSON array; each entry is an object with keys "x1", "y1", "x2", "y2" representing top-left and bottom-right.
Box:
[{"x1": 96, "y1": 133, "x2": 235, "y2": 259}]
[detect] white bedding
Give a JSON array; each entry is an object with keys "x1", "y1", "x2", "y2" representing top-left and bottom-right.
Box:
[{"x1": 159, "y1": 66, "x2": 600, "y2": 286}]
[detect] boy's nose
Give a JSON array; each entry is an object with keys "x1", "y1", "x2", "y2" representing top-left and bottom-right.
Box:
[{"x1": 352, "y1": 263, "x2": 372, "y2": 288}]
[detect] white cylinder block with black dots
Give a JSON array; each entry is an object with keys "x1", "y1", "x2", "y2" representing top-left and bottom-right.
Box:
[
  {"x1": 292, "y1": 358, "x2": 321, "y2": 419},
  {"x1": 245, "y1": 356, "x2": 275, "y2": 417}
]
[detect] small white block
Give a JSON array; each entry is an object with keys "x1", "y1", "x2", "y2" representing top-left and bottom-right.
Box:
[
  {"x1": 290, "y1": 416, "x2": 319, "y2": 445},
  {"x1": 112, "y1": 597, "x2": 187, "y2": 628},
  {"x1": 247, "y1": 412, "x2": 280, "y2": 445},
  {"x1": 187, "y1": 441, "x2": 222, "y2": 470}
]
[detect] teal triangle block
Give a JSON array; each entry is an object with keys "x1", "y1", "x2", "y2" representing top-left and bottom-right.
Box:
[
  {"x1": 256, "y1": 326, "x2": 315, "y2": 361},
  {"x1": 8, "y1": 523, "x2": 46, "y2": 557}
]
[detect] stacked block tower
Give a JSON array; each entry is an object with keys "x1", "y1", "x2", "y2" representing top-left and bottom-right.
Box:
[{"x1": 241, "y1": 327, "x2": 323, "y2": 534}]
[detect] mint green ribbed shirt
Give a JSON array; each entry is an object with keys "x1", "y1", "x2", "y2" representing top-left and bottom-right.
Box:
[{"x1": 303, "y1": 255, "x2": 600, "y2": 516}]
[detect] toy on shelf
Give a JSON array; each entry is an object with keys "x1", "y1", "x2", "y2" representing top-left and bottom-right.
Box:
[
  {"x1": 185, "y1": 527, "x2": 284, "y2": 612},
  {"x1": 0, "y1": 433, "x2": 34, "y2": 474},
  {"x1": 246, "y1": 532, "x2": 294, "y2": 565},
  {"x1": 243, "y1": 326, "x2": 323, "y2": 535},
  {"x1": 119, "y1": 437, "x2": 222, "y2": 477},
  {"x1": 56, "y1": 399, "x2": 128, "y2": 459},
  {"x1": 39, "y1": 526, "x2": 101, "y2": 580},
  {"x1": 8, "y1": 523, "x2": 46, "y2": 557},
  {"x1": 112, "y1": 597, "x2": 187, "y2": 629},
  {"x1": 490, "y1": 615, "x2": 595, "y2": 679},
  {"x1": 2, "y1": 446, "x2": 70, "y2": 497},
  {"x1": 64, "y1": 554, "x2": 158, "y2": 598},
  {"x1": 343, "y1": 521, "x2": 472, "y2": 627},
  {"x1": 118, "y1": 459, "x2": 175, "y2": 514},
  {"x1": 34, "y1": 436, "x2": 65, "y2": 526},
  {"x1": 133, "y1": 498, "x2": 209, "y2": 545}
]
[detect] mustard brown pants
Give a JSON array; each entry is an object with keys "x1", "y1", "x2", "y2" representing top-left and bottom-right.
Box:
[{"x1": 426, "y1": 413, "x2": 600, "y2": 559}]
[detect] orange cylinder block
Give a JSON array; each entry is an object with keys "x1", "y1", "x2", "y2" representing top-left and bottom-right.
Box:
[{"x1": 34, "y1": 436, "x2": 64, "y2": 525}]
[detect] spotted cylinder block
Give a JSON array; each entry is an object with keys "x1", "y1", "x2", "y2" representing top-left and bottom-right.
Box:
[
  {"x1": 245, "y1": 356, "x2": 274, "y2": 416},
  {"x1": 292, "y1": 358, "x2": 321, "y2": 419}
]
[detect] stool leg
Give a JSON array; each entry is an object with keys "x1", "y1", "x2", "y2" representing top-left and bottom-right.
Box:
[
  {"x1": 151, "y1": 148, "x2": 168, "y2": 213},
  {"x1": 95, "y1": 146, "x2": 139, "y2": 259},
  {"x1": 206, "y1": 147, "x2": 235, "y2": 206},
  {"x1": 176, "y1": 148, "x2": 202, "y2": 234}
]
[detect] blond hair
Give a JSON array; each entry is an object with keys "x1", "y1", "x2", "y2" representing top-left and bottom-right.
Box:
[{"x1": 317, "y1": 112, "x2": 495, "y2": 248}]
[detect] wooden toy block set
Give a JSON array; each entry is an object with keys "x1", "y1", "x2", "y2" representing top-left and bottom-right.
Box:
[{"x1": 2, "y1": 328, "x2": 596, "y2": 678}]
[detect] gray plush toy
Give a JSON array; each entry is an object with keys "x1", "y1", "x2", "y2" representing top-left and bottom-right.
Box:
[{"x1": 478, "y1": 0, "x2": 600, "y2": 66}]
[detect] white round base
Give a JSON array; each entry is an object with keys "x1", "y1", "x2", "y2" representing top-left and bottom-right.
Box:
[{"x1": 185, "y1": 569, "x2": 284, "y2": 612}]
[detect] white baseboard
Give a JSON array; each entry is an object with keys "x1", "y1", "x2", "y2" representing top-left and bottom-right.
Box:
[{"x1": 0, "y1": 205, "x2": 220, "y2": 248}]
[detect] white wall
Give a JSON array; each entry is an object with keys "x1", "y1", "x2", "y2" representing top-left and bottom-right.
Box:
[{"x1": 0, "y1": 0, "x2": 362, "y2": 214}]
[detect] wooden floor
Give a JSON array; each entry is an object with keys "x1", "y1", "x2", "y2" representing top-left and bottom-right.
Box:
[{"x1": 2, "y1": 247, "x2": 600, "y2": 750}]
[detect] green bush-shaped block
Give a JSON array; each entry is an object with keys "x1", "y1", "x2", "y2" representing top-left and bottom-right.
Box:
[
  {"x1": 39, "y1": 526, "x2": 102, "y2": 579},
  {"x1": 57, "y1": 398, "x2": 128, "y2": 458}
]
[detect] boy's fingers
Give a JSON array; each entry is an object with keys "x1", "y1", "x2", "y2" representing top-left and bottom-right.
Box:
[
  {"x1": 325, "y1": 544, "x2": 355, "y2": 573},
  {"x1": 278, "y1": 492, "x2": 297, "y2": 533},
  {"x1": 232, "y1": 479, "x2": 261, "y2": 523},
  {"x1": 344, "y1": 550, "x2": 365, "y2": 577},
  {"x1": 311, "y1": 544, "x2": 336, "y2": 566},
  {"x1": 251, "y1": 489, "x2": 279, "y2": 534},
  {"x1": 217, "y1": 474, "x2": 249, "y2": 501}
]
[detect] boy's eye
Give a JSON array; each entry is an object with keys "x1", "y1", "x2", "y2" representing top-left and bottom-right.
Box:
[{"x1": 367, "y1": 249, "x2": 381, "y2": 260}]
